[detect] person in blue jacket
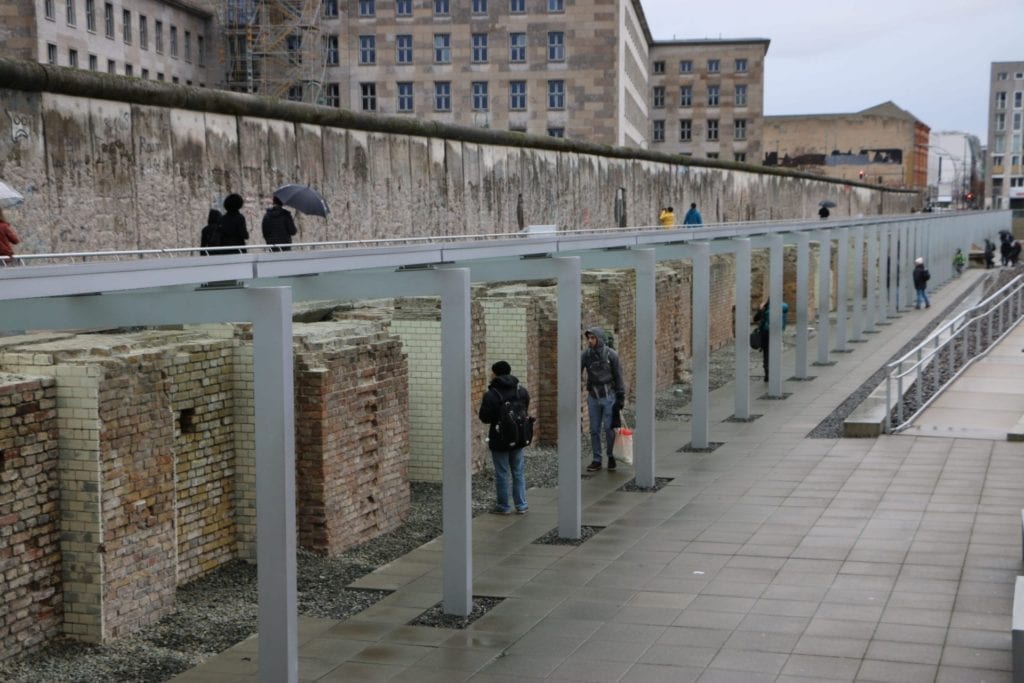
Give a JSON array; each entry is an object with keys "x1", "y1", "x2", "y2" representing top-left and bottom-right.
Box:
[
  {"x1": 754, "y1": 298, "x2": 789, "y2": 381},
  {"x1": 682, "y1": 202, "x2": 703, "y2": 226}
]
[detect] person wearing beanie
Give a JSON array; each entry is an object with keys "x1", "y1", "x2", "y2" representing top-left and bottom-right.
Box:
[
  {"x1": 913, "y1": 257, "x2": 931, "y2": 309},
  {"x1": 478, "y1": 360, "x2": 532, "y2": 515}
]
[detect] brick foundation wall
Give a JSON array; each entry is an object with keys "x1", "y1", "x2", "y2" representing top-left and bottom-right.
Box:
[{"x1": 0, "y1": 374, "x2": 60, "y2": 659}]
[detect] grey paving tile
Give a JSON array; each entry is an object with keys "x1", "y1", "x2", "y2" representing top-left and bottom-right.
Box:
[
  {"x1": 749, "y1": 598, "x2": 819, "y2": 618},
  {"x1": 944, "y1": 627, "x2": 1012, "y2": 650},
  {"x1": 706, "y1": 649, "x2": 788, "y2": 674},
  {"x1": 477, "y1": 652, "x2": 565, "y2": 677},
  {"x1": 803, "y1": 617, "x2": 877, "y2": 640},
  {"x1": 855, "y1": 658, "x2": 937, "y2": 682},
  {"x1": 939, "y1": 645, "x2": 1011, "y2": 671},
  {"x1": 813, "y1": 601, "x2": 884, "y2": 622},
  {"x1": 573, "y1": 637, "x2": 651, "y2": 662},
  {"x1": 619, "y1": 663, "x2": 703, "y2": 683},
  {"x1": 672, "y1": 608, "x2": 746, "y2": 630},
  {"x1": 591, "y1": 621, "x2": 668, "y2": 643},
  {"x1": 793, "y1": 635, "x2": 869, "y2": 658},
  {"x1": 547, "y1": 655, "x2": 633, "y2": 682},
  {"x1": 696, "y1": 668, "x2": 777, "y2": 682},
  {"x1": 656, "y1": 625, "x2": 731, "y2": 649},
  {"x1": 865, "y1": 640, "x2": 942, "y2": 665},
  {"x1": 871, "y1": 623, "x2": 947, "y2": 645},
  {"x1": 780, "y1": 654, "x2": 862, "y2": 680},
  {"x1": 721, "y1": 630, "x2": 800, "y2": 654},
  {"x1": 880, "y1": 605, "x2": 952, "y2": 628},
  {"x1": 640, "y1": 643, "x2": 718, "y2": 668},
  {"x1": 935, "y1": 665, "x2": 1013, "y2": 682},
  {"x1": 316, "y1": 662, "x2": 404, "y2": 682}
]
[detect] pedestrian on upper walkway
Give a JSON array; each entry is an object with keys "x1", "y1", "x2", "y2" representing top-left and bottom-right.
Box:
[
  {"x1": 220, "y1": 193, "x2": 249, "y2": 254},
  {"x1": 683, "y1": 203, "x2": 702, "y2": 226},
  {"x1": 0, "y1": 207, "x2": 21, "y2": 262},
  {"x1": 658, "y1": 206, "x2": 675, "y2": 228},
  {"x1": 818, "y1": 206, "x2": 830, "y2": 219},
  {"x1": 262, "y1": 196, "x2": 298, "y2": 252},
  {"x1": 953, "y1": 248, "x2": 966, "y2": 276},
  {"x1": 913, "y1": 257, "x2": 930, "y2": 309},
  {"x1": 200, "y1": 209, "x2": 222, "y2": 256},
  {"x1": 984, "y1": 239, "x2": 996, "y2": 269}
]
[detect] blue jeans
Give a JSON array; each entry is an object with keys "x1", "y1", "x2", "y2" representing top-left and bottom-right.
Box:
[
  {"x1": 915, "y1": 288, "x2": 930, "y2": 308},
  {"x1": 587, "y1": 393, "x2": 616, "y2": 464},
  {"x1": 491, "y1": 448, "x2": 527, "y2": 513}
]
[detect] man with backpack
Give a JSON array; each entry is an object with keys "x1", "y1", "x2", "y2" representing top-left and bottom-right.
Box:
[
  {"x1": 478, "y1": 361, "x2": 532, "y2": 515},
  {"x1": 581, "y1": 326, "x2": 625, "y2": 472}
]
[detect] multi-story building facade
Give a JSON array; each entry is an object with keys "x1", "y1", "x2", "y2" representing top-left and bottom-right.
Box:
[
  {"x1": 763, "y1": 102, "x2": 930, "y2": 190},
  {"x1": 647, "y1": 39, "x2": 769, "y2": 162},
  {"x1": 927, "y1": 130, "x2": 982, "y2": 208},
  {"x1": 1, "y1": 0, "x2": 214, "y2": 85},
  {"x1": 986, "y1": 61, "x2": 1024, "y2": 210}
]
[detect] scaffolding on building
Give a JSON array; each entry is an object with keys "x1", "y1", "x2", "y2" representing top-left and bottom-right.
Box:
[{"x1": 222, "y1": 0, "x2": 325, "y2": 104}]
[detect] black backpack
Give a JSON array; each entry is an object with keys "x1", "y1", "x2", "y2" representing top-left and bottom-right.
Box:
[{"x1": 491, "y1": 386, "x2": 534, "y2": 450}]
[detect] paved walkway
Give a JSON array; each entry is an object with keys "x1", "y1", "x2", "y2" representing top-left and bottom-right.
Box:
[{"x1": 172, "y1": 268, "x2": 1023, "y2": 683}]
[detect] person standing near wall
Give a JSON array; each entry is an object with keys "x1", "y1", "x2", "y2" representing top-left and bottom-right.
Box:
[
  {"x1": 478, "y1": 361, "x2": 531, "y2": 515},
  {"x1": 913, "y1": 257, "x2": 931, "y2": 309},
  {"x1": 261, "y1": 196, "x2": 298, "y2": 252},
  {"x1": 581, "y1": 327, "x2": 625, "y2": 472},
  {"x1": 658, "y1": 206, "x2": 676, "y2": 228},
  {"x1": 219, "y1": 193, "x2": 249, "y2": 254},
  {"x1": 0, "y1": 208, "x2": 21, "y2": 263},
  {"x1": 683, "y1": 202, "x2": 703, "y2": 226},
  {"x1": 754, "y1": 298, "x2": 788, "y2": 382}
]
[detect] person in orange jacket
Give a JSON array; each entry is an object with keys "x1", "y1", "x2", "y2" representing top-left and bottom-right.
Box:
[{"x1": 0, "y1": 208, "x2": 21, "y2": 261}]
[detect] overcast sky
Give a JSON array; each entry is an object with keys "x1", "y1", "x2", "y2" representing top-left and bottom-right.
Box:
[{"x1": 641, "y1": 0, "x2": 1024, "y2": 140}]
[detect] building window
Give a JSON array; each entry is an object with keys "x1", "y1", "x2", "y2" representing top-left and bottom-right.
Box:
[
  {"x1": 735, "y1": 58, "x2": 747, "y2": 72},
  {"x1": 472, "y1": 0, "x2": 487, "y2": 13},
  {"x1": 653, "y1": 60, "x2": 664, "y2": 74},
  {"x1": 548, "y1": 80, "x2": 565, "y2": 109},
  {"x1": 734, "y1": 119, "x2": 746, "y2": 140},
  {"x1": 85, "y1": 0, "x2": 94, "y2": 30},
  {"x1": 198, "y1": 35, "x2": 206, "y2": 65},
  {"x1": 509, "y1": 80, "x2": 526, "y2": 110},
  {"x1": 107, "y1": 58, "x2": 115, "y2": 73},
  {"x1": 170, "y1": 26, "x2": 178, "y2": 57},
  {"x1": 547, "y1": 127, "x2": 564, "y2": 137},
  {"x1": 45, "y1": 0, "x2": 54, "y2": 20},
  {"x1": 548, "y1": 0, "x2": 563, "y2": 12},
  {"x1": 652, "y1": 120, "x2": 665, "y2": 142},
  {"x1": 397, "y1": 82, "x2": 414, "y2": 112},
  {"x1": 141, "y1": 68, "x2": 148, "y2": 79},
  {"x1": 139, "y1": 16, "x2": 147, "y2": 48},
  {"x1": 996, "y1": 113, "x2": 1005, "y2": 131},
  {"x1": 359, "y1": 0, "x2": 374, "y2": 16},
  {"x1": 360, "y1": 82, "x2": 377, "y2": 111},
  {"x1": 324, "y1": 35, "x2": 339, "y2": 65},
  {"x1": 996, "y1": 92, "x2": 1007, "y2": 109},
  {"x1": 396, "y1": 34, "x2": 412, "y2": 63},
  {"x1": 547, "y1": 32, "x2": 564, "y2": 61},
  {"x1": 734, "y1": 152, "x2": 746, "y2": 162},
  {"x1": 509, "y1": 32, "x2": 526, "y2": 62},
  {"x1": 1016, "y1": 92, "x2": 1023, "y2": 108},
  {"x1": 324, "y1": 83, "x2": 340, "y2": 107},
  {"x1": 997, "y1": 72, "x2": 1008, "y2": 81},
  {"x1": 994, "y1": 135, "x2": 1005, "y2": 154},
  {"x1": 434, "y1": 81, "x2": 451, "y2": 111},
  {"x1": 509, "y1": 0, "x2": 524, "y2": 12},
  {"x1": 46, "y1": 43, "x2": 57, "y2": 64},
  {"x1": 157, "y1": 72, "x2": 164, "y2": 81},
  {"x1": 172, "y1": 76, "x2": 179, "y2": 83},
  {"x1": 68, "y1": 48, "x2": 78, "y2": 67},
  {"x1": 735, "y1": 84, "x2": 747, "y2": 107},
  {"x1": 707, "y1": 85, "x2": 719, "y2": 106},
  {"x1": 287, "y1": 85, "x2": 303, "y2": 101},
  {"x1": 472, "y1": 81, "x2": 488, "y2": 111},
  {"x1": 1011, "y1": 177, "x2": 1024, "y2": 188},
  {"x1": 707, "y1": 59, "x2": 719, "y2": 72},
  {"x1": 472, "y1": 33, "x2": 488, "y2": 63},
  {"x1": 88, "y1": 54, "x2": 97, "y2": 70},
  {"x1": 434, "y1": 0, "x2": 449, "y2": 16},
  {"x1": 104, "y1": 3, "x2": 113, "y2": 38},
  {"x1": 679, "y1": 119, "x2": 691, "y2": 141},
  {"x1": 66, "y1": 0, "x2": 76, "y2": 25},
  {"x1": 125, "y1": 63, "x2": 133, "y2": 76},
  {"x1": 122, "y1": 9, "x2": 131, "y2": 42},
  {"x1": 1014, "y1": 112, "x2": 1022, "y2": 130},
  {"x1": 359, "y1": 35, "x2": 376, "y2": 64},
  {"x1": 155, "y1": 20, "x2": 163, "y2": 53},
  {"x1": 680, "y1": 86, "x2": 692, "y2": 107},
  {"x1": 679, "y1": 59, "x2": 692, "y2": 73},
  {"x1": 434, "y1": 33, "x2": 450, "y2": 63},
  {"x1": 707, "y1": 152, "x2": 719, "y2": 159},
  {"x1": 184, "y1": 31, "x2": 191, "y2": 62},
  {"x1": 652, "y1": 86, "x2": 664, "y2": 108},
  {"x1": 323, "y1": 0, "x2": 338, "y2": 17},
  {"x1": 707, "y1": 119, "x2": 719, "y2": 141},
  {"x1": 992, "y1": 154, "x2": 1003, "y2": 166},
  {"x1": 396, "y1": 0, "x2": 411, "y2": 15},
  {"x1": 286, "y1": 33, "x2": 301, "y2": 63}
]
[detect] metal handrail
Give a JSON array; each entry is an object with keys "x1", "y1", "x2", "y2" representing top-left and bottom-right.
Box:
[{"x1": 885, "y1": 274, "x2": 1024, "y2": 433}]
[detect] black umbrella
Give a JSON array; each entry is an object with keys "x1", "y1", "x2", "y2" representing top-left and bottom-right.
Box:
[
  {"x1": 273, "y1": 184, "x2": 330, "y2": 217},
  {"x1": 819, "y1": 200, "x2": 837, "y2": 208}
]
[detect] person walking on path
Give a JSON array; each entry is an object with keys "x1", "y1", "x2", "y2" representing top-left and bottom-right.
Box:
[
  {"x1": 261, "y1": 196, "x2": 298, "y2": 252},
  {"x1": 219, "y1": 193, "x2": 250, "y2": 254},
  {"x1": 581, "y1": 326, "x2": 625, "y2": 472},
  {"x1": 953, "y1": 248, "x2": 966, "y2": 276},
  {"x1": 200, "y1": 209, "x2": 222, "y2": 256},
  {"x1": 658, "y1": 206, "x2": 676, "y2": 228},
  {"x1": 754, "y1": 298, "x2": 789, "y2": 382},
  {"x1": 0, "y1": 208, "x2": 21, "y2": 262},
  {"x1": 478, "y1": 361, "x2": 531, "y2": 515},
  {"x1": 984, "y1": 239, "x2": 996, "y2": 269},
  {"x1": 818, "y1": 205, "x2": 830, "y2": 219},
  {"x1": 682, "y1": 202, "x2": 703, "y2": 226},
  {"x1": 913, "y1": 257, "x2": 931, "y2": 309}
]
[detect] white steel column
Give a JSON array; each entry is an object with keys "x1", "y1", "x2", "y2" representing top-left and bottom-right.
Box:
[
  {"x1": 834, "y1": 228, "x2": 850, "y2": 352},
  {"x1": 556, "y1": 256, "x2": 583, "y2": 539},
  {"x1": 440, "y1": 268, "x2": 473, "y2": 616},
  {"x1": 251, "y1": 287, "x2": 298, "y2": 683},
  {"x1": 633, "y1": 248, "x2": 657, "y2": 487},
  {"x1": 865, "y1": 226, "x2": 878, "y2": 332},
  {"x1": 768, "y1": 233, "x2": 784, "y2": 397},
  {"x1": 733, "y1": 238, "x2": 752, "y2": 418},
  {"x1": 851, "y1": 225, "x2": 865, "y2": 341},
  {"x1": 691, "y1": 242, "x2": 711, "y2": 447},
  {"x1": 794, "y1": 232, "x2": 810, "y2": 379},
  {"x1": 877, "y1": 225, "x2": 890, "y2": 324},
  {"x1": 815, "y1": 230, "x2": 833, "y2": 366}
]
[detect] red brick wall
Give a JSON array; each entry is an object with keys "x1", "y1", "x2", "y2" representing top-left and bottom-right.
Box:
[{"x1": 0, "y1": 375, "x2": 61, "y2": 660}]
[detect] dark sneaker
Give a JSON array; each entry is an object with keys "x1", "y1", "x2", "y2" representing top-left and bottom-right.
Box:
[
  {"x1": 515, "y1": 508, "x2": 528, "y2": 515},
  {"x1": 607, "y1": 458, "x2": 617, "y2": 471},
  {"x1": 490, "y1": 508, "x2": 512, "y2": 516},
  {"x1": 586, "y1": 461, "x2": 602, "y2": 472}
]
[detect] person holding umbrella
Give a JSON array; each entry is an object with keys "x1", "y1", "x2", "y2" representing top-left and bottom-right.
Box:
[
  {"x1": 262, "y1": 195, "x2": 298, "y2": 252},
  {"x1": 818, "y1": 199, "x2": 836, "y2": 219}
]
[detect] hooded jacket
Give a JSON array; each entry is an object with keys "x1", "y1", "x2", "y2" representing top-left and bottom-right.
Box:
[
  {"x1": 478, "y1": 373, "x2": 530, "y2": 450},
  {"x1": 913, "y1": 263, "x2": 930, "y2": 289},
  {"x1": 262, "y1": 205, "x2": 298, "y2": 245},
  {"x1": 580, "y1": 326, "x2": 625, "y2": 398},
  {"x1": 0, "y1": 220, "x2": 20, "y2": 258}
]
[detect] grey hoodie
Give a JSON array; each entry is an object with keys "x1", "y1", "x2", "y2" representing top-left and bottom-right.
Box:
[{"x1": 581, "y1": 326, "x2": 624, "y2": 397}]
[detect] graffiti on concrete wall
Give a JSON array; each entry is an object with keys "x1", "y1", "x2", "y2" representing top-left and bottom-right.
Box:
[{"x1": 7, "y1": 110, "x2": 30, "y2": 143}]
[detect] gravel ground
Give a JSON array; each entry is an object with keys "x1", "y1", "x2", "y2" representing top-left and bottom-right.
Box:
[{"x1": 1, "y1": 274, "x2": 1005, "y2": 682}]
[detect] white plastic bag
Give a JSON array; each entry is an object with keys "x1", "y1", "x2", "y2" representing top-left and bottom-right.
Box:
[{"x1": 612, "y1": 425, "x2": 633, "y2": 464}]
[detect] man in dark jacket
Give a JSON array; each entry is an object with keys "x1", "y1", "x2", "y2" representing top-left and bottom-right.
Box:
[
  {"x1": 261, "y1": 196, "x2": 298, "y2": 252},
  {"x1": 219, "y1": 193, "x2": 249, "y2": 254},
  {"x1": 478, "y1": 361, "x2": 531, "y2": 515},
  {"x1": 913, "y1": 257, "x2": 930, "y2": 309},
  {"x1": 581, "y1": 326, "x2": 625, "y2": 472}
]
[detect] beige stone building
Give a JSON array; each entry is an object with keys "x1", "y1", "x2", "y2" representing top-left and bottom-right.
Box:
[
  {"x1": 0, "y1": 0, "x2": 215, "y2": 84},
  {"x1": 763, "y1": 102, "x2": 930, "y2": 190},
  {"x1": 986, "y1": 60, "x2": 1024, "y2": 209},
  {"x1": 647, "y1": 39, "x2": 769, "y2": 162}
]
